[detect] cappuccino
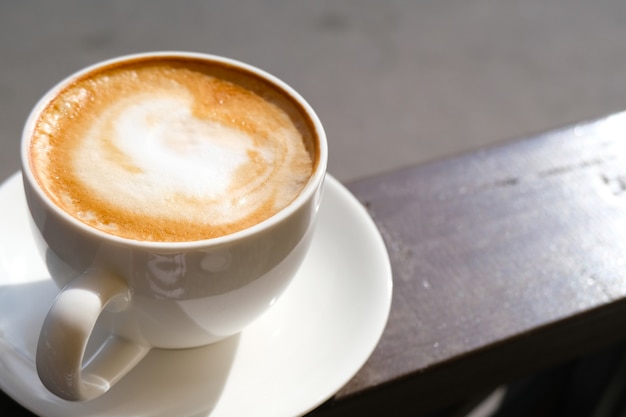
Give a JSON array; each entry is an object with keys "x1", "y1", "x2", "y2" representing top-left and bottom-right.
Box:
[{"x1": 28, "y1": 57, "x2": 317, "y2": 242}]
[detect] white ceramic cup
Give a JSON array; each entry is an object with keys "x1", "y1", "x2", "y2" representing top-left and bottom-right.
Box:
[{"x1": 20, "y1": 52, "x2": 327, "y2": 402}]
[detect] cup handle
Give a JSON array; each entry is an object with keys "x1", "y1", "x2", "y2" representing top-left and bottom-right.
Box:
[{"x1": 36, "y1": 268, "x2": 150, "y2": 401}]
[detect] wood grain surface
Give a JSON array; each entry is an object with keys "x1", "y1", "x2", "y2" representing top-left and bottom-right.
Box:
[{"x1": 311, "y1": 112, "x2": 626, "y2": 416}]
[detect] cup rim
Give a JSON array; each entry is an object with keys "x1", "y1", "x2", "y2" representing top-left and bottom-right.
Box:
[{"x1": 21, "y1": 51, "x2": 328, "y2": 250}]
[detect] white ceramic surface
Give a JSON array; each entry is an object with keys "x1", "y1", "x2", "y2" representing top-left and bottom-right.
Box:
[
  {"x1": 0, "y1": 172, "x2": 392, "y2": 417},
  {"x1": 22, "y1": 51, "x2": 329, "y2": 402}
]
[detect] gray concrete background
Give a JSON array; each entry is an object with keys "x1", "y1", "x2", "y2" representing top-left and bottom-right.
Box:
[{"x1": 3, "y1": 0, "x2": 626, "y2": 184}]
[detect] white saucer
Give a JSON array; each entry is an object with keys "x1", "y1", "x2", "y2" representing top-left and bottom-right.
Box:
[{"x1": 0, "y1": 173, "x2": 392, "y2": 417}]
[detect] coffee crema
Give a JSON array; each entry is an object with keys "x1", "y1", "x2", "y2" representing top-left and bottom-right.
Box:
[{"x1": 29, "y1": 57, "x2": 316, "y2": 242}]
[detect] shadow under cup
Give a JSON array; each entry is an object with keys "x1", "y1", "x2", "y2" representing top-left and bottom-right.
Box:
[{"x1": 20, "y1": 52, "x2": 328, "y2": 402}]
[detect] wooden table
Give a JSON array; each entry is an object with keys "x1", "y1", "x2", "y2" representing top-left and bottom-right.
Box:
[
  {"x1": 308, "y1": 112, "x2": 626, "y2": 416},
  {"x1": 5, "y1": 113, "x2": 626, "y2": 416}
]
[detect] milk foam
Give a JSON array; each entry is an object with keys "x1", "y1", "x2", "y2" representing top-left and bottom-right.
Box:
[
  {"x1": 76, "y1": 93, "x2": 276, "y2": 225},
  {"x1": 30, "y1": 60, "x2": 314, "y2": 241}
]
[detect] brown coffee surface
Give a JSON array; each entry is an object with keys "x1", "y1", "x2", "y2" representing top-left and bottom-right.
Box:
[{"x1": 29, "y1": 57, "x2": 316, "y2": 242}]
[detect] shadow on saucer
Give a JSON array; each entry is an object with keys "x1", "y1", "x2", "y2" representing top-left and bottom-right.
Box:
[
  {"x1": 81, "y1": 334, "x2": 240, "y2": 417},
  {"x1": 0, "y1": 278, "x2": 241, "y2": 417}
]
